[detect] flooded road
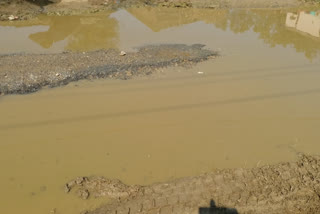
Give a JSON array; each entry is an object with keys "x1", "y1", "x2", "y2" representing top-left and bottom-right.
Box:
[{"x1": 1, "y1": 8, "x2": 320, "y2": 214}]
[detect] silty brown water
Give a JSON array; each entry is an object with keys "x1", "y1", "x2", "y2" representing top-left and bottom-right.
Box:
[{"x1": 1, "y1": 7, "x2": 320, "y2": 214}]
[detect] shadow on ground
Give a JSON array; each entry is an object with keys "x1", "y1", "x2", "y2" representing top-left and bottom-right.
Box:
[
  {"x1": 25, "y1": 0, "x2": 57, "y2": 6},
  {"x1": 199, "y1": 200, "x2": 238, "y2": 214}
]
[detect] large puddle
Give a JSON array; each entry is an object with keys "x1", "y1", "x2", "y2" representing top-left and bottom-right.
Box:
[{"x1": 1, "y1": 7, "x2": 320, "y2": 214}]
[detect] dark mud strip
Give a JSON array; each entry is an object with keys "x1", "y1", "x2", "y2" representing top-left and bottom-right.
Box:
[
  {"x1": 66, "y1": 154, "x2": 320, "y2": 214},
  {"x1": 0, "y1": 44, "x2": 216, "y2": 95}
]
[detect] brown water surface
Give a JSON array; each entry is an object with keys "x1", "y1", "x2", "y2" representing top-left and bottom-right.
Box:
[{"x1": 1, "y1": 7, "x2": 320, "y2": 214}]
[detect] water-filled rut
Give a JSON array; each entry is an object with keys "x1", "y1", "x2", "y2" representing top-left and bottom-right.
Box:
[{"x1": 1, "y1": 6, "x2": 320, "y2": 214}]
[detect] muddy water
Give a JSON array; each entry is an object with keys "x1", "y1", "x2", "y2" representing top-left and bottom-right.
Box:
[{"x1": 1, "y1": 7, "x2": 320, "y2": 214}]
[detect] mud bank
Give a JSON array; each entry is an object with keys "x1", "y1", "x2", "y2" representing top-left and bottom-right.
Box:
[
  {"x1": 0, "y1": 44, "x2": 216, "y2": 95},
  {"x1": 66, "y1": 154, "x2": 320, "y2": 214},
  {"x1": 0, "y1": 0, "x2": 308, "y2": 21}
]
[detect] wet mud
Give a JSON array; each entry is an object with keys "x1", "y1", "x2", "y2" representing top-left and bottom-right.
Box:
[
  {"x1": 66, "y1": 154, "x2": 320, "y2": 214},
  {"x1": 0, "y1": 44, "x2": 216, "y2": 95}
]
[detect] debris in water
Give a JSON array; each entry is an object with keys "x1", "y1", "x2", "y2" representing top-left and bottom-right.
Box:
[
  {"x1": 198, "y1": 71, "x2": 204, "y2": 74},
  {"x1": 8, "y1": 15, "x2": 18, "y2": 21}
]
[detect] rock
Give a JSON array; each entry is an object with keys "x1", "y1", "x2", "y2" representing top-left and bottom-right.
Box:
[
  {"x1": 120, "y1": 51, "x2": 126, "y2": 56},
  {"x1": 8, "y1": 15, "x2": 18, "y2": 21}
]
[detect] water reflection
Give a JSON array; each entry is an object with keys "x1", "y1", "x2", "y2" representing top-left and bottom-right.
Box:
[
  {"x1": 0, "y1": 8, "x2": 320, "y2": 59},
  {"x1": 30, "y1": 14, "x2": 119, "y2": 51},
  {"x1": 286, "y1": 11, "x2": 320, "y2": 38},
  {"x1": 0, "y1": 13, "x2": 118, "y2": 52},
  {"x1": 126, "y1": 7, "x2": 229, "y2": 32},
  {"x1": 127, "y1": 8, "x2": 320, "y2": 60}
]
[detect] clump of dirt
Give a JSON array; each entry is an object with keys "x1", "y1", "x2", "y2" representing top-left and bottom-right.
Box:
[
  {"x1": 0, "y1": 44, "x2": 217, "y2": 95},
  {"x1": 66, "y1": 153, "x2": 320, "y2": 214}
]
